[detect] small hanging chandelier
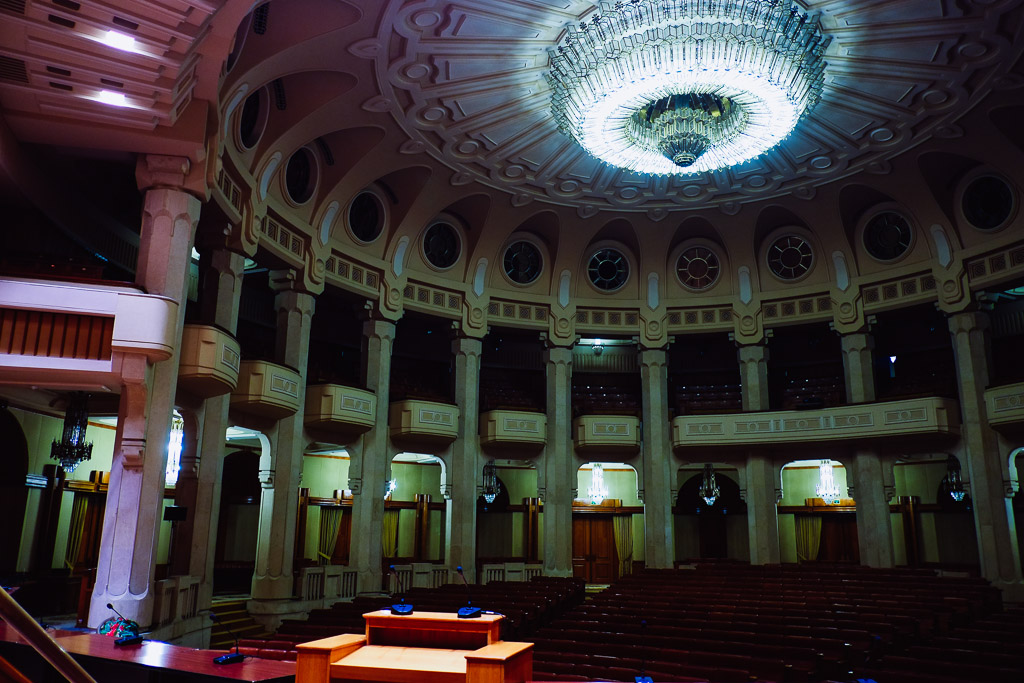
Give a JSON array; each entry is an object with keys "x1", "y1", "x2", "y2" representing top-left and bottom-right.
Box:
[
  {"x1": 815, "y1": 459, "x2": 841, "y2": 505},
  {"x1": 587, "y1": 463, "x2": 608, "y2": 505},
  {"x1": 51, "y1": 392, "x2": 93, "y2": 472},
  {"x1": 385, "y1": 478, "x2": 397, "y2": 500},
  {"x1": 165, "y1": 411, "x2": 184, "y2": 487},
  {"x1": 944, "y1": 456, "x2": 966, "y2": 502},
  {"x1": 482, "y1": 460, "x2": 500, "y2": 503},
  {"x1": 699, "y1": 463, "x2": 720, "y2": 506}
]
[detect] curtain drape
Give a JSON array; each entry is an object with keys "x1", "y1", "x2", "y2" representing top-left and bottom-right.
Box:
[
  {"x1": 795, "y1": 515, "x2": 822, "y2": 562},
  {"x1": 613, "y1": 514, "x2": 633, "y2": 578},
  {"x1": 64, "y1": 493, "x2": 89, "y2": 570},
  {"x1": 318, "y1": 507, "x2": 344, "y2": 565},
  {"x1": 382, "y1": 509, "x2": 400, "y2": 558}
]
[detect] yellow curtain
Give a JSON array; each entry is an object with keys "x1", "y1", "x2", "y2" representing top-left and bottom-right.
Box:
[
  {"x1": 318, "y1": 507, "x2": 344, "y2": 565},
  {"x1": 64, "y1": 494, "x2": 89, "y2": 570},
  {"x1": 382, "y1": 509, "x2": 400, "y2": 558},
  {"x1": 613, "y1": 514, "x2": 633, "y2": 578},
  {"x1": 795, "y1": 515, "x2": 822, "y2": 562}
]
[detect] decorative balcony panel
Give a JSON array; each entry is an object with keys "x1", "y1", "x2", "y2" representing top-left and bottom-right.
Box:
[
  {"x1": 388, "y1": 400, "x2": 460, "y2": 447},
  {"x1": 985, "y1": 382, "x2": 1024, "y2": 433},
  {"x1": 672, "y1": 397, "x2": 960, "y2": 449},
  {"x1": 480, "y1": 410, "x2": 547, "y2": 452},
  {"x1": 573, "y1": 415, "x2": 641, "y2": 457},
  {"x1": 230, "y1": 360, "x2": 302, "y2": 419},
  {"x1": 305, "y1": 384, "x2": 376, "y2": 441},
  {"x1": 177, "y1": 324, "x2": 240, "y2": 398}
]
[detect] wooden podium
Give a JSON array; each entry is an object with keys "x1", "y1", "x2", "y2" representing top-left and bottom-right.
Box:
[{"x1": 295, "y1": 610, "x2": 532, "y2": 683}]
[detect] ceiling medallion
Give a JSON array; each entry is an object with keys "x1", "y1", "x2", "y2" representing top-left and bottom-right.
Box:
[{"x1": 546, "y1": 0, "x2": 830, "y2": 175}]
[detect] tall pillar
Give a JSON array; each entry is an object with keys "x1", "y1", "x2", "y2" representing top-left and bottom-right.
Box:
[
  {"x1": 640, "y1": 348, "x2": 674, "y2": 568},
  {"x1": 446, "y1": 335, "x2": 482, "y2": 580},
  {"x1": 840, "y1": 330, "x2": 894, "y2": 567},
  {"x1": 737, "y1": 342, "x2": 780, "y2": 564},
  {"x1": 251, "y1": 274, "x2": 315, "y2": 601},
  {"x1": 349, "y1": 318, "x2": 395, "y2": 593},
  {"x1": 948, "y1": 311, "x2": 1023, "y2": 596},
  {"x1": 90, "y1": 157, "x2": 200, "y2": 627},
  {"x1": 541, "y1": 346, "x2": 573, "y2": 576},
  {"x1": 171, "y1": 249, "x2": 245, "y2": 609}
]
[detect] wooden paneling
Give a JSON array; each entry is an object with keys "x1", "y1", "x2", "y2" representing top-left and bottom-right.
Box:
[
  {"x1": 0, "y1": 308, "x2": 113, "y2": 359},
  {"x1": 572, "y1": 516, "x2": 616, "y2": 583}
]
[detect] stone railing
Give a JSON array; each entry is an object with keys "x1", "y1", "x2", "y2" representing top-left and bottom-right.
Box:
[
  {"x1": 985, "y1": 381, "x2": 1024, "y2": 431},
  {"x1": 297, "y1": 565, "x2": 356, "y2": 604},
  {"x1": 152, "y1": 574, "x2": 200, "y2": 626},
  {"x1": 479, "y1": 562, "x2": 543, "y2": 584}
]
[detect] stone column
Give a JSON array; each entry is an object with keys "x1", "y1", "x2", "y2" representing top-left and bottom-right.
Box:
[
  {"x1": 251, "y1": 274, "x2": 315, "y2": 602},
  {"x1": 541, "y1": 346, "x2": 573, "y2": 576},
  {"x1": 640, "y1": 348, "x2": 674, "y2": 568},
  {"x1": 171, "y1": 249, "x2": 245, "y2": 609},
  {"x1": 737, "y1": 342, "x2": 780, "y2": 564},
  {"x1": 948, "y1": 311, "x2": 1023, "y2": 596},
  {"x1": 348, "y1": 319, "x2": 395, "y2": 593},
  {"x1": 839, "y1": 330, "x2": 894, "y2": 567},
  {"x1": 90, "y1": 159, "x2": 200, "y2": 628},
  {"x1": 445, "y1": 335, "x2": 482, "y2": 581}
]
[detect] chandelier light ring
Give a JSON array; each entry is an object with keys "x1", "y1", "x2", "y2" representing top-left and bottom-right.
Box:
[{"x1": 547, "y1": 0, "x2": 830, "y2": 174}]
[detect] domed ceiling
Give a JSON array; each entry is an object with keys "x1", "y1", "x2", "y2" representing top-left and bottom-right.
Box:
[{"x1": 0, "y1": 0, "x2": 1022, "y2": 220}]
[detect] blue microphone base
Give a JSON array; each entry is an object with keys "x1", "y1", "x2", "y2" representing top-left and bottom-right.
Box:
[
  {"x1": 390, "y1": 603, "x2": 414, "y2": 615},
  {"x1": 457, "y1": 606, "x2": 482, "y2": 619},
  {"x1": 214, "y1": 652, "x2": 245, "y2": 665},
  {"x1": 114, "y1": 635, "x2": 143, "y2": 647}
]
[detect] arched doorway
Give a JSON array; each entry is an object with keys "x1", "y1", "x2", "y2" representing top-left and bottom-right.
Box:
[
  {"x1": 0, "y1": 406, "x2": 29, "y2": 575},
  {"x1": 214, "y1": 449, "x2": 261, "y2": 593},
  {"x1": 573, "y1": 463, "x2": 641, "y2": 583},
  {"x1": 388, "y1": 453, "x2": 445, "y2": 566},
  {"x1": 300, "y1": 444, "x2": 352, "y2": 567},
  {"x1": 674, "y1": 465, "x2": 747, "y2": 561},
  {"x1": 778, "y1": 459, "x2": 858, "y2": 563},
  {"x1": 476, "y1": 460, "x2": 540, "y2": 571}
]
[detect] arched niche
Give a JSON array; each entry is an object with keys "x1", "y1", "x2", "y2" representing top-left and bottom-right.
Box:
[
  {"x1": 673, "y1": 465, "x2": 747, "y2": 563},
  {"x1": 301, "y1": 443, "x2": 352, "y2": 566},
  {"x1": 215, "y1": 442, "x2": 264, "y2": 593},
  {"x1": 573, "y1": 462, "x2": 643, "y2": 582},
  {"x1": 476, "y1": 460, "x2": 540, "y2": 565},
  {"x1": 387, "y1": 453, "x2": 445, "y2": 563},
  {"x1": 777, "y1": 459, "x2": 859, "y2": 565}
]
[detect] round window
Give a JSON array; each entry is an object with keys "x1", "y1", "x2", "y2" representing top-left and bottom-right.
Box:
[
  {"x1": 588, "y1": 248, "x2": 629, "y2": 292},
  {"x1": 238, "y1": 89, "x2": 267, "y2": 149},
  {"x1": 503, "y1": 241, "x2": 542, "y2": 285},
  {"x1": 423, "y1": 222, "x2": 460, "y2": 269},
  {"x1": 676, "y1": 245, "x2": 721, "y2": 291},
  {"x1": 864, "y1": 212, "x2": 913, "y2": 262},
  {"x1": 962, "y1": 175, "x2": 1014, "y2": 231},
  {"x1": 349, "y1": 192, "x2": 384, "y2": 243},
  {"x1": 285, "y1": 148, "x2": 316, "y2": 204},
  {"x1": 767, "y1": 235, "x2": 814, "y2": 281}
]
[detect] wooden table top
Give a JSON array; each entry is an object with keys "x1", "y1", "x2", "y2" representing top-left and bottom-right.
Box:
[{"x1": 330, "y1": 644, "x2": 467, "y2": 683}]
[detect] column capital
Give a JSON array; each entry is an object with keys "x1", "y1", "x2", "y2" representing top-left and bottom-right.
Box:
[
  {"x1": 948, "y1": 309, "x2": 990, "y2": 336},
  {"x1": 737, "y1": 342, "x2": 769, "y2": 364},
  {"x1": 840, "y1": 331, "x2": 875, "y2": 353},
  {"x1": 136, "y1": 154, "x2": 204, "y2": 196},
  {"x1": 452, "y1": 335, "x2": 483, "y2": 359},
  {"x1": 639, "y1": 346, "x2": 668, "y2": 368},
  {"x1": 544, "y1": 345, "x2": 573, "y2": 366},
  {"x1": 269, "y1": 269, "x2": 319, "y2": 300},
  {"x1": 362, "y1": 317, "x2": 396, "y2": 343}
]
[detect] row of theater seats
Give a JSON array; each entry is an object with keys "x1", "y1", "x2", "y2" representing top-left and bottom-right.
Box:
[
  {"x1": 232, "y1": 576, "x2": 584, "y2": 661},
  {"x1": 780, "y1": 374, "x2": 846, "y2": 410},
  {"x1": 571, "y1": 378, "x2": 641, "y2": 417},
  {"x1": 529, "y1": 562, "x2": 1010, "y2": 683},
  {"x1": 672, "y1": 378, "x2": 743, "y2": 416},
  {"x1": 479, "y1": 370, "x2": 544, "y2": 412}
]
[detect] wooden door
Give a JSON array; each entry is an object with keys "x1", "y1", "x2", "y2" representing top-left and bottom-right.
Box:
[{"x1": 572, "y1": 516, "x2": 617, "y2": 583}]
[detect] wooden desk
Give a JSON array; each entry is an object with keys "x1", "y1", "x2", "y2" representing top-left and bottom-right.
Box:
[
  {"x1": 296, "y1": 611, "x2": 531, "y2": 683},
  {"x1": 0, "y1": 623, "x2": 295, "y2": 682}
]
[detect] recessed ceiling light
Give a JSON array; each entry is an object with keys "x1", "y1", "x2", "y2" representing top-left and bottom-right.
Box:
[
  {"x1": 95, "y1": 90, "x2": 127, "y2": 107},
  {"x1": 102, "y1": 30, "x2": 136, "y2": 52}
]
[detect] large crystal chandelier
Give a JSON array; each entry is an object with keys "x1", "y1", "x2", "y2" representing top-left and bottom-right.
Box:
[
  {"x1": 699, "y1": 463, "x2": 720, "y2": 506},
  {"x1": 51, "y1": 392, "x2": 93, "y2": 472},
  {"x1": 815, "y1": 459, "x2": 841, "y2": 505},
  {"x1": 546, "y1": 0, "x2": 831, "y2": 175},
  {"x1": 587, "y1": 463, "x2": 609, "y2": 505}
]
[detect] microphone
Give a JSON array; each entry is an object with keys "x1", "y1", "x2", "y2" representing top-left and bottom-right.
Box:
[
  {"x1": 209, "y1": 612, "x2": 244, "y2": 664},
  {"x1": 634, "y1": 619, "x2": 652, "y2": 683},
  {"x1": 388, "y1": 565, "x2": 413, "y2": 615},
  {"x1": 107, "y1": 603, "x2": 143, "y2": 647},
  {"x1": 455, "y1": 566, "x2": 481, "y2": 619}
]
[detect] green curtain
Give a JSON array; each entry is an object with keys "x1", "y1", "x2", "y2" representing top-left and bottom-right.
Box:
[
  {"x1": 318, "y1": 507, "x2": 344, "y2": 565},
  {"x1": 64, "y1": 493, "x2": 89, "y2": 570},
  {"x1": 795, "y1": 515, "x2": 822, "y2": 562},
  {"x1": 382, "y1": 509, "x2": 400, "y2": 558},
  {"x1": 613, "y1": 514, "x2": 633, "y2": 578}
]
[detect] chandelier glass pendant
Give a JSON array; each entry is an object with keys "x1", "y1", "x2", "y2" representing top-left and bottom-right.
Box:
[
  {"x1": 546, "y1": 0, "x2": 831, "y2": 175},
  {"x1": 588, "y1": 463, "x2": 609, "y2": 504},
  {"x1": 699, "y1": 463, "x2": 720, "y2": 506},
  {"x1": 815, "y1": 459, "x2": 841, "y2": 505},
  {"x1": 482, "y1": 460, "x2": 501, "y2": 503},
  {"x1": 51, "y1": 392, "x2": 93, "y2": 473}
]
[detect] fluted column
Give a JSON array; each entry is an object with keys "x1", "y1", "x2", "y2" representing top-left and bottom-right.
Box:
[
  {"x1": 446, "y1": 336, "x2": 482, "y2": 580},
  {"x1": 171, "y1": 249, "x2": 245, "y2": 608},
  {"x1": 349, "y1": 318, "x2": 395, "y2": 593},
  {"x1": 90, "y1": 160, "x2": 200, "y2": 628},
  {"x1": 542, "y1": 346, "x2": 573, "y2": 576},
  {"x1": 840, "y1": 329, "x2": 894, "y2": 567},
  {"x1": 737, "y1": 341, "x2": 780, "y2": 564},
  {"x1": 640, "y1": 348, "x2": 674, "y2": 568},
  {"x1": 948, "y1": 311, "x2": 1023, "y2": 595},
  {"x1": 251, "y1": 275, "x2": 315, "y2": 601}
]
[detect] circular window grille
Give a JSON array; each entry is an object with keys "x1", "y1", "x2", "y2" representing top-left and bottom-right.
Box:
[
  {"x1": 588, "y1": 248, "x2": 629, "y2": 291},
  {"x1": 423, "y1": 222, "x2": 460, "y2": 269},
  {"x1": 238, "y1": 90, "x2": 265, "y2": 149},
  {"x1": 503, "y1": 241, "x2": 542, "y2": 285},
  {"x1": 349, "y1": 192, "x2": 384, "y2": 243},
  {"x1": 285, "y1": 148, "x2": 316, "y2": 204},
  {"x1": 767, "y1": 235, "x2": 814, "y2": 280},
  {"x1": 962, "y1": 176, "x2": 1014, "y2": 231},
  {"x1": 676, "y1": 246, "x2": 721, "y2": 290},
  {"x1": 864, "y1": 212, "x2": 913, "y2": 262}
]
